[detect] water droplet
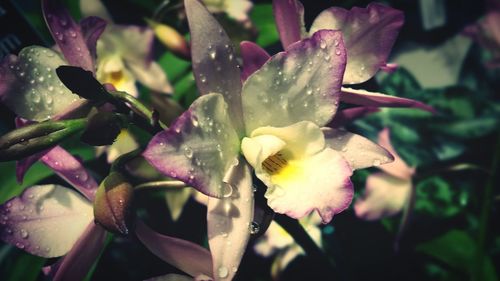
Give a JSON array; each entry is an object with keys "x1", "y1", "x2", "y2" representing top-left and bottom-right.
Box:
[
  {"x1": 59, "y1": 18, "x2": 68, "y2": 26},
  {"x1": 218, "y1": 266, "x2": 229, "y2": 278},
  {"x1": 209, "y1": 51, "x2": 217, "y2": 60},
  {"x1": 16, "y1": 242, "x2": 25, "y2": 249},
  {"x1": 335, "y1": 49, "x2": 341, "y2": 56},
  {"x1": 55, "y1": 32, "x2": 64, "y2": 41},
  {"x1": 306, "y1": 89, "x2": 313, "y2": 95},
  {"x1": 68, "y1": 29, "x2": 77, "y2": 38},
  {"x1": 334, "y1": 39, "x2": 340, "y2": 47},
  {"x1": 221, "y1": 232, "x2": 228, "y2": 238},
  {"x1": 320, "y1": 40, "x2": 327, "y2": 49},
  {"x1": 20, "y1": 229, "x2": 28, "y2": 239},
  {"x1": 373, "y1": 159, "x2": 381, "y2": 166},
  {"x1": 184, "y1": 146, "x2": 194, "y2": 159},
  {"x1": 38, "y1": 76, "x2": 44, "y2": 82},
  {"x1": 249, "y1": 221, "x2": 260, "y2": 234},
  {"x1": 231, "y1": 158, "x2": 239, "y2": 166},
  {"x1": 222, "y1": 183, "x2": 233, "y2": 198}
]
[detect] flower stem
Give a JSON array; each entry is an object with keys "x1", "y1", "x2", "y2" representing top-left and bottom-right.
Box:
[
  {"x1": 274, "y1": 214, "x2": 340, "y2": 279},
  {"x1": 474, "y1": 132, "x2": 500, "y2": 281}
]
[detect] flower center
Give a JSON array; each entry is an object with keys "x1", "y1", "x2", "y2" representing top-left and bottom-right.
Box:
[
  {"x1": 262, "y1": 152, "x2": 288, "y2": 175},
  {"x1": 109, "y1": 70, "x2": 124, "y2": 85}
]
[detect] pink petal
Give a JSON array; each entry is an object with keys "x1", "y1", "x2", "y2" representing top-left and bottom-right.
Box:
[
  {"x1": 322, "y1": 128, "x2": 394, "y2": 170},
  {"x1": 240, "y1": 41, "x2": 270, "y2": 82},
  {"x1": 40, "y1": 146, "x2": 98, "y2": 201},
  {"x1": 340, "y1": 87, "x2": 436, "y2": 113},
  {"x1": 0, "y1": 185, "x2": 94, "y2": 258},
  {"x1": 185, "y1": 0, "x2": 245, "y2": 134},
  {"x1": 264, "y1": 147, "x2": 353, "y2": 223},
  {"x1": 354, "y1": 172, "x2": 411, "y2": 220},
  {"x1": 136, "y1": 220, "x2": 213, "y2": 277},
  {"x1": 310, "y1": 3, "x2": 404, "y2": 84},
  {"x1": 44, "y1": 222, "x2": 107, "y2": 281},
  {"x1": 42, "y1": 0, "x2": 95, "y2": 72},
  {"x1": 328, "y1": 106, "x2": 379, "y2": 128},
  {"x1": 242, "y1": 30, "x2": 347, "y2": 134},
  {"x1": 143, "y1": 94, "x2": 240, "y2": 198},
  {"x1": 377, "y1": 128, "x2": 415, "y2": 180},
  {"x1": 272, "y1": 0, "x2": 306, "y2": 49},
  {"x1": 207, "y1": 160, "x2": 254, "y2": 280}
]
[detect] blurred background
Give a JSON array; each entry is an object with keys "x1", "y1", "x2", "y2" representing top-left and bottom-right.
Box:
[{"x1": 0, "y1": 0, "x2": 499, "y2": 280}]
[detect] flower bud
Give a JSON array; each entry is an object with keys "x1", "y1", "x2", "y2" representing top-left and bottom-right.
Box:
[
  {"x1": 56, "y1": 66, "x2": 113, "y2": 102},
  {"x1": 94, "y1": 172, "x2": 134, "y2": 235},
  {"x1": 146, "y1": 19, "x2": 190, "y2": 59},
  {"x1": 81, "y1": 112, "x2": 126, "y2": 146},
  {"x1": 0, "y1": 118, "x2": 87, "y2": 161}
]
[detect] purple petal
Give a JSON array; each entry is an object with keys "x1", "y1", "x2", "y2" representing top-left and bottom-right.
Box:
[
  {"x1": 79, "y1": 16, "x2": 107, "y2": 63},
  {"x1": 328, "y1": 106, "x2": 379, "y2": 128},
  {"x1": 136, "y1": 220, "x2": 213, "y2": 277},
  {"x1": 42, "y1": 0, "x2": 95, "y2": 72},
  {"x1": 380, "y1": 63, "x2": 398, "y2": 73},
  {"x1": 322, "y1": 128, "x2": 394, "y2": 170},
  {"x1": 340, "y1": 87, "x2": 437, "y2": 113},
  {"x1": 240, "y1": 41, "x2": 270, "y2": 82},
  {"x1": 207, "y1": 160, "x2": 254, "y2": 280},
  {"x1": 16, "y1": 150, "x2": 49, "y2": 184},
  {"x1": 144, "y1": 94, "x2": 240, "y2": 198},
  {"x1": 185, "y1": 0, "x2": 245, "y2": 134},
  {"x1": 0, "y1": 185, "x2": 94, "y2": 258},
  {"x1": 44, "y1": 222, "x2": 107, "y2": 281},
  {"x1": 242, "y1": 30, "x2": 347, "y2": 133},
  {"x1": 310, "y1": 3, "x2": 404, "y2": 84},
  {"x1": 41, "y1": 146, "x2": 98, "y2": 201},
  {"x1": 272, "y1": 0, "x2": 306, "y2": 49}
]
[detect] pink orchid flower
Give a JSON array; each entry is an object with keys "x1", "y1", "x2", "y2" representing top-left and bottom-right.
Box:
[
  {"x1": 355, "y1": 128, "x2": 415, "y2": 220},
  {"x1": 240, "y1": 0, "x2": 435, "y2": 116},
  {"x1": 143, "y1": 0, "x2": 393, "y2": 280}
]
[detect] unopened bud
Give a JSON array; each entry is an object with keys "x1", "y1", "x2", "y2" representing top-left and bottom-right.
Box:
[
  {"x1": 56, "y1": 66, "x2": 113, "y2": 102},
  {"x1": 0, "y1": 118, "x2": 87, "y2": 161},
  {"x1": 94, "y1": 172, "x2": 134, "y2": 235},
  {"x1": 146, "y1": 19, "x2": 190, "y2": 59},
  {"x1": 81, "y1": 112, "x2": 126, "y2": 146}
]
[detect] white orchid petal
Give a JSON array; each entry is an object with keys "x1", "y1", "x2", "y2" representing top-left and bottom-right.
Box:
[
  {"x1": 207, "y1": 160, "x2": 254, "y2": 281},
  {"x1": 322, "y1": 128, "x2": 394, "y2": 170},
  {"x1": 0, "y1": 185, "x2": 93, "y2": 257},
  {"x1": 242, "y1": 30, "x2": 346, "y2": 133}
]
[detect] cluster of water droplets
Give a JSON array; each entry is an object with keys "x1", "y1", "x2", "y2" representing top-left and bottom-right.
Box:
[{"x1": 6, "y1": 46, "x2": 80, "y2": 121}]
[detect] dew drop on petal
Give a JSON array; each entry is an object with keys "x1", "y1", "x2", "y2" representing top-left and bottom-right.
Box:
[
  {"x1": 184, "y1": 146, "x2": 194, "y2": 159},
  {"x1": 320, "y1": 40, "x2": 327, "y2": 49},
  {"x1": 218, "y1": 266, "x2": 229, "y2": 278},
  {"x1": 249, "y1": 221, "x2": 260, "y2": 234},
  {"x1": 373, "y1": 159, "x2": 381, "y2": 166},
  {"x1": 20, "y1": 229, "x2": 28, "y2": 239}
]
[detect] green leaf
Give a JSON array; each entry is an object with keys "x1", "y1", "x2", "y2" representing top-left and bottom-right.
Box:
[
  {"x1": 416, "y1": 230, "x2": 499, "y2": 281},
  {"x1": 250, "y1": 4, "x2": 279, "y2": 47},
  {"x1": 0, "y1": 247, "x2": 45, "y2": 281},
  {"x1": 414, "y1": 176, "x2": 463, "y2": 218}
]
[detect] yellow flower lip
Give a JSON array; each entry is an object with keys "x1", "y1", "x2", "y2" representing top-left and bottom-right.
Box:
[{"x1": 262, "y1": 152, "x2": 288, "y2": 175}]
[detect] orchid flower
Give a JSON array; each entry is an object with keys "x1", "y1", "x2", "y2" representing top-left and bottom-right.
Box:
[
  {"x1": 464, "y1": 10, "x2": 500, "y2": 68},
  {"x1": 80, "y1": 0, "x2": 173, "y2": 97},
  {"x1": 240, "y1": 0, "x2": 435, "y2": 113},
  {"x1": 202, "y1": 0, "x2": 253, "y2": 23},
  {"x1": 144, "y1": 0, "x2": 393, "y2": 280},
  {"x1": 254, "y1": 212, "x2": 322, "y2": 279},
  {"x1": 355, "y1": 128, "x2": 415, "y2": 221}
]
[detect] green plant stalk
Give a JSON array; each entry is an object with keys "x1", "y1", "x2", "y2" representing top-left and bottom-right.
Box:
[
  {"x1": 474, "y1": 132, "x2": 500, "y2": 281},
  {"x1": 274, "y1": 214, "x2": 339, "y2": 279}
]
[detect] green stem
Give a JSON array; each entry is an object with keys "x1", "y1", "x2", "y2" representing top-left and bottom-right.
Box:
[
  {"x1": 474, "y1": 131, "x2": 500, "y2": 281},
  {"x1": 110, "y1": 148, "x2": 143, "y2": 173},
  {"x1": 110, "y1": 90, "x2": 167, "y2": 132},
  {"x1": 274, "y1": 214, "x2": 339, "y2": 279}
]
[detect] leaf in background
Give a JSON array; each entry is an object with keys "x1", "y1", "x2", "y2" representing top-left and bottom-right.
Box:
[
  {"x1": 250, "y1": 4, "x2": 279, "y2": 48},
  {"x1": 414, "y1": 176, "x2": 464, "y2": 218},
  {"x1": 416, "y1": 230, "x2": 499, "y2": 281},
  {"x1": 0, "y1": 248, "x2": 45, "y2": 281}
]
